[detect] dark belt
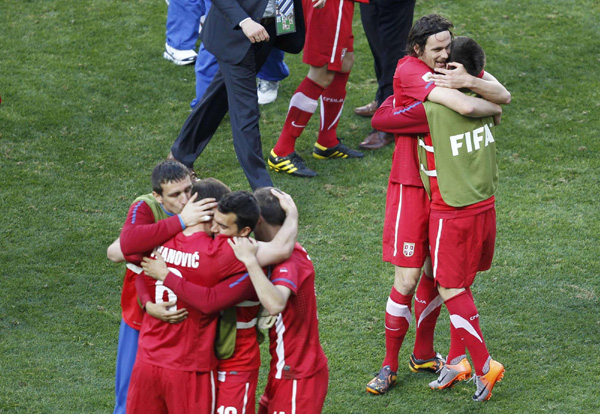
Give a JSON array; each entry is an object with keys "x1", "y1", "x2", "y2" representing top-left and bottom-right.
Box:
[{"x1": 260, "y1": 17, "x2": 275, "y2": 26}]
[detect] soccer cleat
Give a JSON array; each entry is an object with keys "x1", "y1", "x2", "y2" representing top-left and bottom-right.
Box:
[
  {"x1": 472, "y1": 359, "x2": 505, "y2": 402},
  {"x1": 257, "y1": 79, "x2": 279, "y2": 105},
  {"x1": 163, "y1": 43, "x2": 197, "y2": 66},
  {"x1": 429, "y1": 357, "x2": 472, "y2": 390},
  {"x1": 312, "y1": 141, "x2": 364, "y2": 159},
  {"x1": 366, "y1": 365, "x2": 397, "y2": 395},
  {"x1": 409, "y1": 352, "x2": 446, "y2": 373},
  {"x1": 268, "y1": 150, "x2": 317, "y2": 177}
]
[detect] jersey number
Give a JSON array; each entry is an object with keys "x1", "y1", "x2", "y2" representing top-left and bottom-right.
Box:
[
  {"x1": 217, "y1": 407, "x2": 237, "y2": 414},
  {"x1": 154, "y1": 267, "x2": 182, "y2": 311}
]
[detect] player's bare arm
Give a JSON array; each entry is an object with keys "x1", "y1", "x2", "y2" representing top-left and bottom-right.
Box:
[
  {"x1": 107, "y1": 238, "x2": 125, "y2": 263},
  {"x1": 228, "y1": 237, "x2": 291, "y2": 315},
  {"x1": 255, "y1": 189, "x2": 299, "y2": 266},
  {"x1": 428, "y1": 87, "x2": 502, "y2": 118},
  {"x1": 179, "y1": 194, "x2": 218, "y2": 227},
  {"x1": 431, "y1": 63, "x2": 511, "y2": 104}
]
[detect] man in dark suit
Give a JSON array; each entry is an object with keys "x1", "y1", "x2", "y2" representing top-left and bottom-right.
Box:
[
  {"x1": 354, "y1": 0, "x2": 415, "y2": 150},
  {"x1": 169, "y1": 0, "x2": 320, "y2": 190}
]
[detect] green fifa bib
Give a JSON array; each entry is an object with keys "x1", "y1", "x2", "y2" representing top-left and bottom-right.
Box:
[
  {"x1": 133, "y1": 195, "x2": 237, "y2": 359},
  {"x1": 421, "y1": 101, "x2": 499, "y2": 207},
  {"x1": 133, "y1": 194, "x2": 171, "y2": 222}
]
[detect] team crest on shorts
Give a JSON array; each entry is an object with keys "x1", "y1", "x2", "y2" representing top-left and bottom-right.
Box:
[{"x1": 403, "y1": 242, "x2": 415, "y2": 257}]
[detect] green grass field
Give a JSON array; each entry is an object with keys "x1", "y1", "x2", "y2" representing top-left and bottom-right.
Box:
[{"x1": 1, "y1": 0, "x2": 599, "y2": 412}]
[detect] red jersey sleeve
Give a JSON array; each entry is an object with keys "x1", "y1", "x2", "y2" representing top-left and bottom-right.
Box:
[
  {"x1": 393, "y1": 56, "x2": 437, "y2": 107},
  {"x1": 119, "y1": 200, "x2": 184, "y2": 262},
  {"x1": 371, "y1": 96, "x2": 430, "y2": 135},
  {"x1": 163, "y1": 271, "x2": 256, "y2": 314},
  {"x1": 135, "y1": 272, "x2": 153, "y2": 308}
]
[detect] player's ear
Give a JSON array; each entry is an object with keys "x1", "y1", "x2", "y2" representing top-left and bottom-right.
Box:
[
  {"x1": 238, "y1": 226, "x2": 252, "y2": 237},
  {"x1": 152, "y1": 191, "x2": 163, "y2": 204},
  {"x1": 413, "y1": 44, "x2": 421, "y2": 56}
]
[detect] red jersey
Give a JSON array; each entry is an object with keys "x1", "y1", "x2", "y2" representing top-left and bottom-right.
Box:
[
  {"x1": 118, "y1": 196, "x2": 184, "y2": 330},
  {"x1": 387, "y1": 55, "x2": 437, "y2": 186},
  {"x1": 267, "y1": 243, "x2": 328, "y2": 380},
  {"x1": 136, "y1": 232, "x2": 248, "y2": 372}
]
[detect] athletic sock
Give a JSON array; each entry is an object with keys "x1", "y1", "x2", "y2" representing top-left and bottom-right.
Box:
[
  {"x1": 272, "y1": 77, "x2": 325, "y2": 157},
  {"x1": 382, "y1": 287, "x2": 412, "y2": 372},
  {"x1": 444, "y1": 289, "x2": 490, "y2": 376},
  {"x1": 316, "y1": 71, "x2": 349, "y2": 148},
  {"x1": 412, "y1": 272, "x2": 442, "y2": 360}
]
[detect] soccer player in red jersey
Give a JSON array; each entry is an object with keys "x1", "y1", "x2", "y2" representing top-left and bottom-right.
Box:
[
  {"x1": 366, "y1": 15, "x2": 510, "y2": 395},
  {"x1": 106, "y1": 160, "x2": 216, "y2": 414},
  {"x1": 268, "y1": 0, "x2": 366, "y2": 178}
]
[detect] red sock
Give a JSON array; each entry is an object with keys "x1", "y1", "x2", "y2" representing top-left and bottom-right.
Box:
[
  {"x1": 382, "y1": 287, "x2": 412, "y2": 372},
  {"x1": 316, "y1": 71, "x2": 349, "y2": 148},
  {"x1": 412, "y1": 272, "x2": 442, "y2": 360},
  {"x1": 272, "y1": 77, "x2": 325, "y2": 156},
  {"x1": 444, "y1": 290, "x2": 490, "y2": 375}
]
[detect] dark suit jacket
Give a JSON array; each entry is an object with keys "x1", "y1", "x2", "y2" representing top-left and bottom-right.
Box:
[{"x1": 201, "y1": 0, "x2": 305, "y2": 64}]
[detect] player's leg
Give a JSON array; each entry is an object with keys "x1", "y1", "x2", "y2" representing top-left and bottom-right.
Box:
[
  {"x1": 113, "y1": 320, "x2": 139, "y2": 414},
  {"x1": 410, "y1": 257, "x2": 444, "y2": 370},
  {"x1": 164, "y1": 0, "x2": 202, "y2": 65},
  {"x1": 163, "y1": 368, "x2": 217, "y2": 414},
  {"x1": 271, "y1": 64, "x2": 331, "y2": 157},
  {"x1": 263, "y1": 366, "x2": 329, "y2": 414},
  {"x1": 126, "y1": 360, "x2": 167, "y2": 414},
  {"x1": 429, "y1": 211, "x2": 504, "y2": 400},
  {"x1": 368, "y1": 183, "x2": 430, "y2": 394},
  {"x1": 191, "y1": 42, "x2": 219, "y2": 109},
  {"x1": 216, "y1": 370, "x2": 259, "y2": 414}
]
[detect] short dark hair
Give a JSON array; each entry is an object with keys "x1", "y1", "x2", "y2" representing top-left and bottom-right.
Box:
[
  {"x1": 449, "y1": 36, "x2": 486, "y2": 77},
  {"x1": 218, "y1": 191, "x2": 260, "y2": 232},
  {"x1": 407, "y1": 14, "x2": 454, "y2": 57},
  {"x1": 254, "y1": 187, "x2": 286, "y2": 226},
  {"x1": 151, "y1": 160, "x2": 190, "y2": 195},
  {"x1": 192, "y1": 178, "x2": 231, "y2": 203}
]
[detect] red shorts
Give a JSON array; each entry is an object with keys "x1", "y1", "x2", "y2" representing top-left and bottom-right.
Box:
[
  {"x1": 258, "y1": 365, "x2": 329, "y2": 414},
  {"x1": 429, "y1": 207, "x2": 496, "y2": 289},
  {"x1": 216, "y1": 369, "x2": 259, "y2": 414},
  {"x1": 302, "y1": 0, "x2": 354, "y2": 71},
  {"x1": 127, "y1": 359, "x2": 216, "y2": 414},
  {"x1": 382, "y1": 183, "x2": 430, "y2": 267}
]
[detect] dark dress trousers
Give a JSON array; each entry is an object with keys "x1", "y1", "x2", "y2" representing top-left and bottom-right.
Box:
[{"x1": 171, "y1": 0, "x2": 305, "y2": 190}]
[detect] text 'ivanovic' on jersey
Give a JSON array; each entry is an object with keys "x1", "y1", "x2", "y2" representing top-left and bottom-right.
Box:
[
  {"x1": 154, "y1": 245, "x2": 200, "y2": 268},
  {"x1": 449, "y1": 123, "x2": 495, "y2": 157}
]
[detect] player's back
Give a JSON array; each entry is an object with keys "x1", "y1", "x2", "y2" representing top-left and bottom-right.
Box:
[{"x1": 268, "y1": 243, "x2": 328, "y2": 380}]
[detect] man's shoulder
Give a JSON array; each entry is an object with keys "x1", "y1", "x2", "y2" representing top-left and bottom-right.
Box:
[{"x1": 397, "y1": 56, "x2": 432, "y2": 79}]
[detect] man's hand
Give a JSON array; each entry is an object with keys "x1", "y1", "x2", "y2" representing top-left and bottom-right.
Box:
[
  {"x1": 146, "y1": 301, "x2": 188, "y2": 324},
  {"x1": 270, "y1": 188, "x2": 297, "y2": 217},
  {"x1": 312, "y1": 0, "x2": 326, "y2": 8},
  {"x1": 142, "y1": 253, "x2": 169, "y2": 281},
  {"x1": 431, "y1": 62, "x2": 474, "y2": 90},
  {"x1": 179, "y1": 193, "x2": 218, "y2": 227},
  {"x1": 228, "y1": 237, "x2": 259, "y2": 265},
  {"x1": 240, "y1": 20, "x2": 270, "y2": 43}
]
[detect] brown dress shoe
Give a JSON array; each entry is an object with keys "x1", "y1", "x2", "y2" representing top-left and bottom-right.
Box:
[
  {"x1": 167, "y1": 151, "x2": 198, "y2": 180},
  {"x1": 354, "y1": 100, "x2": 378, "y2": 117},
  {"x1": 358, "y1": 130, "x2": 394, "y2": 150}
]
